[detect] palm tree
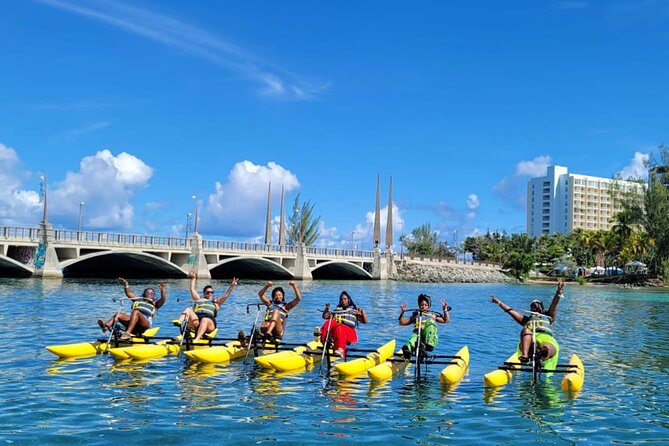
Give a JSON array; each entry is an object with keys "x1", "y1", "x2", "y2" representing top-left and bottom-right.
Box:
[{"x1": 287, "y1": 194, "x2": 321, "y2": 246}]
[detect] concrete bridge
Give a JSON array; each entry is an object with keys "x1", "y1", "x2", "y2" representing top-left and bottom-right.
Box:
[{"x1": 0, "y1": 224, "x2": 397, "y2": 280}]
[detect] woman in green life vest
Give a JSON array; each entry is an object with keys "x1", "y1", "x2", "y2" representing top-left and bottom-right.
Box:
[
  {"x1": 491, "y1": 279, "x2": 564, "y2": 368},
  {"x1": 398, "y1": 293, "x2": 450, "y2": 359}
]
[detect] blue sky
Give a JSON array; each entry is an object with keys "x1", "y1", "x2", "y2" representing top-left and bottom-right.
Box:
[{"x1": 0, "y1": 0, "x2": 666, "y2": 249}]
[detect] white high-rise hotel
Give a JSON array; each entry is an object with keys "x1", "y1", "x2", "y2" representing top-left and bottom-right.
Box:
[{"x1": 527, "y1": 165, "x2": 645, "y2": 237}]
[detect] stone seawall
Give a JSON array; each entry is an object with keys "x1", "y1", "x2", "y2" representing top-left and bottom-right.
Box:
[{"x1": 393, "y1": 260, "x2": 516, "y2": 283}]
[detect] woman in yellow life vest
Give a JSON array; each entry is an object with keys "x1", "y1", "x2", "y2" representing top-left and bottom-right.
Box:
[
  {"x1": 258, "y1": 280, "x2": 301, "y2": 341},
  {"x1": 173, "y1": 270, "x2": 238, "y2": 342},
  {"x1": 398, "y1": 294, "x2": 450, "y2": 359},
  {"x1": 490, "y1": 279, "x2": 564, "y2": 367},
  {"x1": 98, "y1": 277, "x2": 167, "y2": 340},
  {"x1": 320, "y1": 291, "x2": 368, "y2": 358}
]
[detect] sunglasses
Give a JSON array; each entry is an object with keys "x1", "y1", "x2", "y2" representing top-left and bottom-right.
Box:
[
  {"x1": 145, "y1": 291, "x2": 155, "y2": 296},
  {"x1": 205, "y1": 290, "x2": 215, "y2": 294}
]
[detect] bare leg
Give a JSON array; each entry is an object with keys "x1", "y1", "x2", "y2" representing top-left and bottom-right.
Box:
[
  {"x1": 267, "y1": 310, "x2": 284, "y2": 338},
  {"x1": 194, "y1": 319, "x2": 215, "y2": 342},
  {"x1": 122, "y1": 310, "x2": 150, "y2": 338},
  {"x1": 106, "y1": 313, "x2": 130, "y2": 331},
  {"x1": 519, "y1": 329, "x2": 533, "y2": 362}
]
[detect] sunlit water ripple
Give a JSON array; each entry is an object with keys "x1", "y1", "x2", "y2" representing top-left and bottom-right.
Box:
[{"x1": 1, "y1": 278, "x2": 667, "y2": 444}]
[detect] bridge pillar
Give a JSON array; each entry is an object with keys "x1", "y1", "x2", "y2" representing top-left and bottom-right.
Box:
[
  {"x1": 292, "y1": 242, "x2": 313, "y2": 280},
  {"x1": 385, "y1": 249, "x2": 398, "y2": 278},
  {"x1": 33, "y1": 222, "x2": 63, "y2": 278},
  {"x1": 372, "y1": 247, "x2": 387, "y2": 280},
  {"x1": 371, "y1": 248, "x2": 397, "y2": 280},
  {"x1": 189, "y1": 233, "x2": 211, "y2": 279}
]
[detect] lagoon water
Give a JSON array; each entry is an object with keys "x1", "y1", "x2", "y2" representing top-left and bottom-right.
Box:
[{"x1": 1, "y1": 278, "x2": 668, "y2": 444}]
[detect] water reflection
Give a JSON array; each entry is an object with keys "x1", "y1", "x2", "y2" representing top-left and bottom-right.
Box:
[
  {"x1": 175, "y1": 365, "x2": 228, "y2": 412},
  {"x1": 6, "y1": 280, "x2": 669, "y2": 444}
]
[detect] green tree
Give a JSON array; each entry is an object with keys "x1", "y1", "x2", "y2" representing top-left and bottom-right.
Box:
[
  {"x1": 619, "y1": 143, "x2": 669, "y2": 279},
  {"x1": 400, "y1": 223, "x2": 438, "y2": 257},
  {"x1": 504, "y1": 251, "x2": 535, "y2": 279},
  {"x1": 287, "y1": 194, "x2": 321, "y2": 246}
]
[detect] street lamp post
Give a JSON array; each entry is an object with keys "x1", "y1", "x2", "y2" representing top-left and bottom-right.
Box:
[
  {"x1": 294, "y1": 206, "x2": 301, "y2": 244},
  {"x1": 192, "y1": 195, "x2": 199, "y2": 234},
  {"x1": 351, "y1": 231, "x2": 354, "y2": 251},
  {"x1": 77, "y1": 201, "x2": 85, "y2": 232},
  {"x1": 453, "y1": 229, "x2": 458, "y2": 263},
  {"x1": 185, "y1": 212, "x2": 192, "y2": 239},
  {"x1": 40, "y1": 175, "x2": 48, "y2": 224}
]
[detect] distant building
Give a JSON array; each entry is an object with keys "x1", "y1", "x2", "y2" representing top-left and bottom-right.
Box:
[
  {"x1": 527, "y1": 165, "x2": 645, "y2": 237},
  {"x1": 649, "y1": 165, "x2": 669, "y2": 189}
]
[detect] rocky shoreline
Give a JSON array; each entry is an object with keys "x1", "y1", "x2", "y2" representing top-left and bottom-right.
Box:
[{"x1": 393, "y1": 260, "x2": 516, "y2": 283}]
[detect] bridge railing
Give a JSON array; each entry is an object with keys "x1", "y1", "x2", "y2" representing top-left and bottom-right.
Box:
[
  {"x1": 202, "y1": 240, "x2": 296, "y2": 254},
  {"x1": 0, "y1": 226, "x2": 377, "y2": 258},
  {"x1": 306, "y1": 246, "x2": 373, "y2": 259},
  {"x1": 0, "y1": 226, "x2": 40, "y2": 241},
  {"x1": 53, "y1": 229, "x2": 190, "y2": 248}
]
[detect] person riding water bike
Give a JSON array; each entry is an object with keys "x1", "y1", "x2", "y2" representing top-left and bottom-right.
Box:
[
  {"x1": 320, "y1": 291, "x2": 368, "y2": 358},
  {"x1": 398, "y1": 294, "x2": 450, "y2": 360},
  {"x1": 257, "y1": 280, "x2": 301, "y2": 341},
  {"x1": 98, "y1": 278, "x2": 167, "y2": 340},
  {"x1": 490, "y1": 279, "x2": 564, "y2": 367},
  {"x1": 172, "y1": 270, "x2": 238, "y2": 342}
]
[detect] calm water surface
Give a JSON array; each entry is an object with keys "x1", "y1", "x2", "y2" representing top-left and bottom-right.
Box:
[{"x1": 1, "y1": 278, "x2": 668, "y2": 444}]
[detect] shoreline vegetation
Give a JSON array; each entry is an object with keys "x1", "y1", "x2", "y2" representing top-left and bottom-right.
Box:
[
  {"x1": 393, "y1": 259, "x2": 667, "y2": 287},
  {"x1": 397, "y1": 146, "x2": 667, "y2": 287}
]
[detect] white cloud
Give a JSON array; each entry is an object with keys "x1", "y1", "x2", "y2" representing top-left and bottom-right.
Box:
[
  {"x1": 49, "y1": 149, "x2": 154, "y2": 229},
  {"x1": 515, "y1": 155, "x2": 552, "y2": 177},
  {"x1": 0, "y1": 144, "x2": 42, "y2": 225},
  {"x1": 314, "y1": 221, "x2": 340, "y2": 248},
  {"x1": 0, "y1": 144, "x2": 20, "y2": 163},
  {"x1": 618, "y1": 151, "x2": 649, "y2": 180},
  {"x1": 467, "y1": 193, "x2": 480, "y2": 210},
  {"x1": 37, "y1": 0, "x2": 327, "y2": 101},
  {"x1": 355, "y1": 203, "x2": 405, "y2": 249},
  {"x1": 59, "y1": 121, "x2": 111, "y2": 141},
  {"x1": 493, "y1": 155, "x2": 553, "y2": 210},
  {"x1": 202, "y1": 160, "x2": 300, "y2": 236}
]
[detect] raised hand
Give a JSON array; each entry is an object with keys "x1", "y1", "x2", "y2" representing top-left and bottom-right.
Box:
[
  {"x1": 491, "y1": 295, "x2": 499, "y2": 305},
  {"x1": 231, "y1": 277, "x2": 239, "y2": 286},
  {"x1": 158, "y1": 282, "x2": 166, "y2": 291},
  {"x1": 400, "y1": 302, "x2": 407, "y2": 313}
]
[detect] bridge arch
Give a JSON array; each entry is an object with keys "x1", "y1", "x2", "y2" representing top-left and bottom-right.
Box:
[
  {"x1": 0, "y1": 255, "x2": 34, "y2": 277},
  {"x1": 209, "y1": 256, "x2": 293, "y2": 280},
  {"x1": 60, "y1": 250, "x2": 187, "y2": 278},
  {"x1": 311, "y1": 261, "x2": 372, "y2": 280}
]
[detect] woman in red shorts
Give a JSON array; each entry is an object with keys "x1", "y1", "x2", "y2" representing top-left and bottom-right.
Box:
[{"x1": 320, "y1": 291, "x2": 368, "y2": 358}]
